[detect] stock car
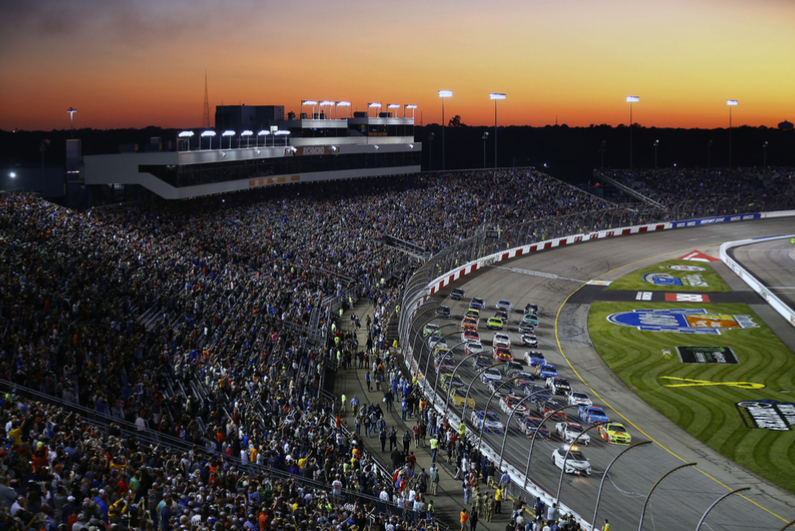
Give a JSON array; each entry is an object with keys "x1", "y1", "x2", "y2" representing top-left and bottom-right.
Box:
[
  {"x1": 462, "y1": 318, "x2": 478, "y2": 331},
  {"x1": 519, "y1": 321, "x2": 536, "y2": 333},
  {"x1": 515, "y1": 377, "x2": 536, "y2": 394},
  {"x1": 493, "y1": 333, "x2": 511, "y2": 348},
  {"x1": 552, "y1": 445, "x2": 591, "y2": 476},
  {"x1": 521, "y1": 333, "x2": 539, "y2": 348},
  {"x1": 496, "y1": 299, "x2": 513, "y2": 312},
  {"x1": 567, "y1": 390, "x2": 593, "y2": 407},
  {"x1": 423, "y1": 323, "x2": 439, "y2": 337},
  {"x1": 522, "y1": 313, "x2": 539, "y2": 326},
  {"x1": 524, "y1": 351, "x2": 545, "y2": 367},
  {"x1": 480, "y1": 368, "x2": 504, "y2": 384},
  {"x1": 597, "y1": 422, "x2": 632, "y2": 445},
  {"x1": 486, "y1": 317, "x2": 505, "y2": 330},
  {"x1": 462, "y1": 329, "x2": 480, "y2": 343},
  {"x1": 465, "y1": 341, "x2": 484, "y2": 356},
  {"x1": 538, "y1": 398, "x2": 567, "y2": 421},
  {"x1": 469, "y1": 297, "x2": 485, "y2": 310},
  {"x1": 579, "y1": 405, "x2": 610, "y2": 426},
  {"x1": 524, "y1": 385, "x2": 551, "y2": 403},
  {"x1": 472, "y1": 355, "x2": 492, "y2": 371},
  {"x1": 428, "y1": 336, "x2": 447, "y2": 349},
  {"x1": 495, "y1": 310, "x2": 509, "y2": 322},
  {"x1": 449, "y1": 388, "x2": 476, "y2": 409},
  {"x1": 470, "y1": 411, "x2": 505, "y2": 434},
  {"x1": 488, "y1": 380, "x2": 514, "y2": 397},
  {"x1": 465, "y1": 308, "x2": 480, "y2": 320},
  {"x1": 493, "y1": 346, "x2": 514, "y2": 362},
  {"x1": 536, "y1": 364, "x2": 558, "y2": 379},
  {"x1": 546, "y1": 377, "x2": 571, "y2": 395},
  {"x1": 434, "y1": 350, "x2": 456, "y2": 371},
  {"x1": 524, "y1": 303, "x2": 539, "y2": 314},
  {"x1": 440, "y1": 373, "x2": 465, "y2": 393},
  {"x1": 436, "y1": 305, "x2": 451, "y2": 318},
  {"x1": 502, "y1": 361, "x2": 525, "y2": 377},
  {"x1": 518, "y1": 416, "x2": 550, "y2": 439},
  {"x1": 499, "y1": 394, "x2": 530, "y2": 415},
  {"x1": 450, "y1": 288, "x2": 466, "y2": 301},
  {"x1": 555, "y1": 421, "x2": 591, "y2": 446}
]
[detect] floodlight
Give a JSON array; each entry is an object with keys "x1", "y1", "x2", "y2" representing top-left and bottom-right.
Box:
[
  {"x1": 489, "y1": 93, "x2": 506, "y2": 100},
  {"x1": 178, "y1": 131, "x2": 194, "y2": 138},
  {"x1": 222, "y1": 130, "x2": 235, "y2": 137},
  {"x1": 438, "y1": 90, "x2": 453, "y2": 98},
  {"x1": 726, "y1": 99, "x2": 738, "y2": 106},
  {"x1": 626, "y1": 96, "x2": 639, "y2": 103},
  {"x1": 201, "y1": 130, "x2": 216, "y2": 137},
  {"x1": 302, "y1": 100, "x2": 318, "y2": 106}
]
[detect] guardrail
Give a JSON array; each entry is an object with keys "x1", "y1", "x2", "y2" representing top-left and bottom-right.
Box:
[
  {"x1": 398, "y1": 207, "x2": 795, "y2": 531},
  {"x1": 720, "y1": 233, "x2": 795, "y2": 329}
]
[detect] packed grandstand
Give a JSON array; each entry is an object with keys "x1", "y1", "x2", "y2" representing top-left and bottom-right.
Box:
[{"x1": 1, "y1": 167, "x2": 794, "y2": 531}]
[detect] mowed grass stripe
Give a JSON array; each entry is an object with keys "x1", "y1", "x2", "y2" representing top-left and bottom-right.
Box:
[
  {"x1": 605, "y1": 259, "x2": 732, "y2": 292},
  {"x1": 589, "y1": 300, "x2": 795, "y2": 493}
]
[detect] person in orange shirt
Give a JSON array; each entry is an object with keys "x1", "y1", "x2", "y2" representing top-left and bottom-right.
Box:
[{"x1": 460, "y1": 508, "x2": 468, "y2": 530}]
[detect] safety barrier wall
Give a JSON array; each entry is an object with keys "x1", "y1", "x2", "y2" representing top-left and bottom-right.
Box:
[
  {"x1": 399, "y1": 208, "x2": 795, "y2": 531},
  {"x1": 720, "y1": 233, "x2": 795, "y2": 329}
]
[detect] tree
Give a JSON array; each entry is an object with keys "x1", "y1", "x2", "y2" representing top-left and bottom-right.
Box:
[{"x1": 448, "y1": 115, "x2": 464, "y2": 128}]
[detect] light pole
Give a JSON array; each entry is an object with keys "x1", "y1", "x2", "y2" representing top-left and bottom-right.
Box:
[
  {"x1": 67, "y1": 107, "x2": 77, "y2": 138},
  {"x1": 555, "y1": 422, "x2": 606, "y2": 502},
  {"x1": 727, "y1": 99, "x2": 738, "y2": 168},
  {"x1": 387, "y1": 103, "x2": 400, "y2": 118},
  {"x1": 178, "y1": 131, "x2": 194, "y2": 151},
  {"x1": 301, "y1": 100, "x2": 317, "y2": 119},
  {"x1": 404, "y1": 104, "x2": 417, "y2": 119},
  {"x1": 523, "y1": 403, "x2": 580, "y2": 491},
  {"x1": 626, "y1": 96, "x2": 639, "y2": 169},
  {"x1": 319, "y1": 100, "x2": 335, "y2": 119},
  {"x1": 430, "y1": 340, "x2": 468, "y2": 409},
  {"x1": 201, "y1": 130, "x2": 216, "y2": 150},
  {"x1": 496, "y1": 389, "x2": 550, "y2": 471},
  {"x1": 489, "y1": 93, "x2": 506, "y2": 168},
  {"x1": 241, "y1": 130, "x2": 253, "y2": 148},
  {"x1": 461, "y1": 362, "x2": 505, "y2": 423},
  {"x1": 257, "y1": 130, "x2": 269, "y2": 148},
  {"x1": 482, "y1": 132, "x2": 489, "y2": 168},
  {"x1": 694, "y1": 487, "x2": 750, "y2": 531},
  {"x1": 438, "y1": 90, "x2": 452, "y2": 171},
  {"x1": 654, "y1": 139, "x2": 659, "y2": 168},
  {"x1": 336, "y1": 101, "x2": 351, "y2": 119},
  {"x1": 637, "y1": 462, "x2": 696, "y2": 531},
  {"x1": 443, "y1": 352, "x2": 481, "y2": 413},
  {"x1": 476, "y1": 376, "x2": 523, "y2": 456},
  {"x1": 592, "y1": 441, "x2": 652, "y2": 526},
  {"x1": 763, "y1": 141, "x2": 769, "y2": 168},
  {"x1": 222, "y1": 130, "x2": 235, "y2": 149},
  {"x1": 428, "y1": 133, "x2": 435, "y2": 171},
  {"x1": 368, "y1": 102, "x2": 382, "y2": 118}
]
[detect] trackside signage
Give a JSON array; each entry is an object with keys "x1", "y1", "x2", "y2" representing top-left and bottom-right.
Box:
[
  {"x1": 736, "y1": 400, "x2": 795, "y2": 431},
  {"x1": 671, "y1": 213, "x2": 760, "y2": 228}
]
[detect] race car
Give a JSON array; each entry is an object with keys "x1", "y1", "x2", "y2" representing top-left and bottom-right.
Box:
[
  {"x1": 493, "y1": 346, "x2": 514, "y2": 362},
  {"x1": 522, "y1": 312, "x2": 539, "y2": 326},
  {"x1": 496, "y1": 299, "x2": 513, "y2": 313},
  {"x1": 499, "y1": 394, "x2": 529, "y2": 415},
  {"x1": 428, "y1": 335, "x2": 447, "y2": 349},
  {"x1": 480, "y1": 368, "x2": 503, "y2": 384},
  {"x1": 597, "y1": 422, "x2": 631, "y2": 445},
  {"x1": 524, "y1": 351, "x2": 545, "y2": 367},
  {"x1": 465, "y1": 308, "x2": 480, "y2": 320},
  {"x1": 536, "y1": 364, "x2": 558, "y2": 379},
  {"x1": 502, "y1": 361, "x2": 525, "y2": 377},
  {"x1": 521, "y1": 333, "x2": 539, "y2": 348},
  {"x1": 546, "y1": 377, "x2": 571, "y2": 395},
  {"x1": 578, "y1": 405, "x2": 609, "y2": 426},
  {"x1": 494, "y1": 310, "x2": 509, "y2": 322},
  {"x1": 519, "y1": 321, "x2": 536, "y2": 333},
  {"x1": 472, "y1": 355, "x2": 492, "y2": 371},
  {"x1": 470, "y1": 411, "x2": 505, "y2": 434},
  {"x1": 450, "y1": 288, "x2": 466, "y2": 301},
  {"x1": 486, "y1": 317, "x2": 505, "y2": 330},
  {"x1": 469, "y1": 297, "x2": 485, "y2": 310},
  {"x1": 440, "y1": 374, "x2": 465, "y2": 393},
  {"x1": 552, "y1": 445, "x2": 591, "y2": 476},
  {"x1": 436, "y1": 305, "x2": 451, "y2": 318},
  {"x1": 462, "y1": 329, "x2": 480, "y2": 342},
  {"x1": 538, "y1": 398, "x2": 567, "y2": 421},
  {"x1": 488, "y1": 380, "x2": 514, "y2": 397},
  {"x1": 449, "y1": 388, "x2": 476, "y2": 409},
  {"x1": 555, "y1": 422, "x2": 591, "y2": 446},
  {"x1": 518, "y1": 416, "x2": 550, "y2": 439},
  {"x1": 465, "y1": 341, "x2": 484, "y2": 356},
  {"x1": 423, "y1": 323, "x2": 439, "y2": 337},
  {"x1": 567, "y1": 390, "x2": 592, "y2": 407},
  {"x1": 524, "y1": 303, "x2": 539, "y2": 315},
  {"x1": 524, "y1": 385, "x2": 551, "y2": 403},
  {"x1": 461, "y1": 318, "x2": 478, "y2": 332},
  {"x1": 433, "y1": 349, "x2": 456, "y2": 371},
  {"x1": 514, "y1": 377, "x2": 536, "y2": 393},
  {"x1": 493, "y1": 333, "x2": 511, "y2": 348}
]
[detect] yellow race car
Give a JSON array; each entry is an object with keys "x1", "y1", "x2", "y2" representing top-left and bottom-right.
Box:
[
  {"x1": 449, "y1": 388, "x2": 476, "y2": 409},
  {"x1": 597, "y1": 422, "x2": 632, "y2": 445}
]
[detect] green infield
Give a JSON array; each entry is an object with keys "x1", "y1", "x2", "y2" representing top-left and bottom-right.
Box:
[
  {"x1": 589, "y1": 300, "x2": 795, "y2": 493},
  {"x1": 605, "y1": 259, "x2": 731, "y2": 292}
]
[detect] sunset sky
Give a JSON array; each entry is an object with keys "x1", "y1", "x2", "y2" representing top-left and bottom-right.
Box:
[{"x1": 1, "y1": 0, "x2": 793, "y2": 131}]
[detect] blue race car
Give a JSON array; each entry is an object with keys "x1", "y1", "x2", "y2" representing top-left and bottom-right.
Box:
[
  {"x1": 536, "y1": 364, "x2": 558, "y2": 379},
  {"x1": 578, "y1": 405, "x2": 610, "y2": 426}
]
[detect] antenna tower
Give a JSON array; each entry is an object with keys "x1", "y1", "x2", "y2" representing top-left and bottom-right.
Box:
[{"x1": 202, "y1": 72, "x2": 211, "y2": 128}]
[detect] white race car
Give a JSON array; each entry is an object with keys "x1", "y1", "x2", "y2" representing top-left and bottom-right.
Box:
[
  {"x1": 552, "y1": 445, "x2": 591, "y2": 475},
  {"x1": 499, "y1": 394, "x2": 530, "y2": 415},
  {"x1": 470, "y1": 411, "x2": 505, "y2": 434},
  {"x1": 466, "y1": 341, "x2": 484, "y2": 356},
  {"x1": 521, "y1": 333, "x2": 539, "y2": 348},
  {"x1": 555, "y1": 422, "x2": 591, "y2": 446},
  {"x1": 493, "y1": 332, "x2": 511, "y2": 349},
  {"x1": 480, "y1": 368, "x2": 504, "y2": 384},
  {"x1": 496, "y1": 299, "x2": 513, "y2": 313},
  {"x1": 567, "y1": 390, "x2": 593, "y2": 407}
]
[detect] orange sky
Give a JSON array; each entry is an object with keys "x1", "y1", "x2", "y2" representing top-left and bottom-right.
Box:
[{"x1": 1, "y1": 0, "x2": 793, "y2": 131}]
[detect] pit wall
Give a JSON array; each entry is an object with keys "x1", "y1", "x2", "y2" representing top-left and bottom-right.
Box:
[
  {"x1": 720, "y1": 233, "x2": 795, "y2": 328},
  {"x1": 401, "y1": 209, "x2": 795, "y2": 531}
]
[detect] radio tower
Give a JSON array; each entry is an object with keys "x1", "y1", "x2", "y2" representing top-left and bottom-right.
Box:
[{"x1": 202, "y1": 71, "x2": 211, "y2": 128}]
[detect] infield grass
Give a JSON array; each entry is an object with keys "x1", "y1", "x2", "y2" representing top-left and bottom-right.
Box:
[
  {"x1": 589, "y1": 300, "x2": 795, "y2": 493},
  {"x1": 605, "y1": 259, "x2": 732, "y2": 292}
]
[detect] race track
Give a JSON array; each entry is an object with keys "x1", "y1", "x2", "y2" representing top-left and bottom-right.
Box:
[
  {"x1": 730, "y1": 237, "x2": 795, "y2": 310},
  {"x1": 420, "y1": 218, "x2": 795, "y2": 530}
]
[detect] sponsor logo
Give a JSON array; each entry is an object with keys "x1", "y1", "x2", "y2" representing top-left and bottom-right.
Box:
[
  {"x1": 301, "y1": 146, "x2": 328, "y2": 156},
  {"x1": 668, "y1": 265, "x2": 706, "y2": 271},
  {"x1": 683, "y1": 274, "x2": 708, "y2": 287},
  {"x1": 664, "y1": 293, "x2": 711, "y2": 302},
  {"x1": 636, "y1": 291, "x2": 652, "y2": 301},
  {"x1": 661, "y1": 377, "x2": 763, "y2": 389},
  {"x1": 676, "y1": 346, "x2": 738, "y2": 364},
  {"x1": 679, "y1": 251, "x2": 719, "y2": 262},
  {"x1": 736, "y1": 400, "x2": 795, "y2": 431},
  {"x1": 607, "y1": 308, "x2": 758, "y2": 335},
  {"x1": 644, "y1": 273, "x2": 682, "y2": 286}
]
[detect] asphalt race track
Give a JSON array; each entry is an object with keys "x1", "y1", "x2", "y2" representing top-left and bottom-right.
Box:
[
  {"x1": 418, "y1": 218, "x2": 795, "y2": 530},
  {"x1": 730, "y1": 237, "x2": 795, "y2": 310}
]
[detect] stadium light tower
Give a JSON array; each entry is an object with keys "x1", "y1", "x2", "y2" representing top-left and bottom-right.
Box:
[
  {"x1": 178, "y1": 130, "x2": 194, "y2": 151},
  {"x1": 489, "y1": 93, "x2": 506, "y2": 168},
  {"x1": 482, "y1": 132, "x2": 489, "y2": 168},
  {"x1": 438, "y1": 90, "x2": 452, "y2": 171},
  {"x1": 387, "y1": 103, "x2": 400, "y2": 118},
  {"x1": 301, "y1": 100, "x2": 317, "y2": 119},
  {"x1": 368, "y1": 102, "x2": 382, "y2": 118},
  {"x1": 654, "y1": 139, "x2": 660, "y2": 168},
  {"x1": 241, "y1": 130, "x2": 253, "y2": 148},
  {"x1": 336, "y1": 101, "x2": 350, "y2": 119},
  {"x1": 404, "y1": 104, "x2": 417, "y2": 119},
  {"x1": 222, "y1": 130, "x2": 235, "y2": 149},
  {"x1": 626, "y1": 96, "x2": 639, "y2": 169},
  {"x1": 727, "y1": 99, "x2": 738, "y2": 168},
  {"x1": 257, "y1": 130, "x2": 269, "y2": 148},
  {"x1": 319, "y1": 100, "x2": 334, "y2": 119},
  {"x1": 763, "y1": 141, "x2": 769, "y2": 168},
  {"x1": 200, "y1": 130, "x2": 216, "y2": 150},
  {"x1": 67, "y1": 107, "x2": 77, "y2": 138}
]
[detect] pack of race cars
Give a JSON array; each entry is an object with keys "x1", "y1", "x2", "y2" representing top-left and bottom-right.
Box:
[{"x1": 424, "y1": 291, "x2": 634, "y2": 477}]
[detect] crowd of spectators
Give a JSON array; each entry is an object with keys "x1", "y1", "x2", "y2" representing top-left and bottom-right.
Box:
[
  {"x1": 0, "y1": 168, "x2": 668, "y2": 531},
  {"x1": 596, "y1": 167, "x2": 795, "y2": 214}
]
